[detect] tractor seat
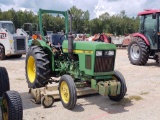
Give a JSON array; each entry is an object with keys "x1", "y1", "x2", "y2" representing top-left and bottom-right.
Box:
[{"x1": 51, "y1": 34, "x2": 65, "y2": 48}]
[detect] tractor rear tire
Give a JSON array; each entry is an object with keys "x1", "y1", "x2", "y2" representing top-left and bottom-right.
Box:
[
  {"x1": 59, "y1": 75, "x2": 77, "y2": 110},
  {"x1": 128, "y1": 37, "x2": 149, "y2": 65},
  {"x1": 0, "y1": 67, "x2": 10, "y2": 97},
  {"x1": 0, "y1": 45, "x2": 5, "y2": 60},
  {"x1": 1, "y1": 91, "x2": 23, "y2": 120},
  {"x1": 25, "y1": 46, "x2": 50, "y2": 88},
  {"x1": 108, "y1": 70, "x2": 127, "y2": 101}
]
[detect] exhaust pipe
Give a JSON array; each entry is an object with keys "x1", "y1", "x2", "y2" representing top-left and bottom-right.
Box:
[
  {"x1": 68, "y1": 10, "x2": 72, "y2": 33},
  {"x1": 68, "y1": 33, "x2": 74, "y2": 59},
  {"x1": 68, "y1": 10, "x2": 74, "y2": 60}
]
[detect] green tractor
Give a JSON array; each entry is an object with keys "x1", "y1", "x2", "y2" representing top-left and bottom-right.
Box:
[
  {"x1": 0, "y1": 67, "x2": 23, "y2": 120},
  {"x1": 25, "y1": 9, "x2": 127, "y2": 110}
]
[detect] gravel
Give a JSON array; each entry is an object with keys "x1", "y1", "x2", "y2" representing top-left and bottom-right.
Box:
[{"x1": 1, "y1": 49, "x2": 160, "y2": 120}]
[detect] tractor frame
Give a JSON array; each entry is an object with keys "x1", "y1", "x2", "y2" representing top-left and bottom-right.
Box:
[{"x1": 26, "y1": 9, "x2": 127, "y2": 110}]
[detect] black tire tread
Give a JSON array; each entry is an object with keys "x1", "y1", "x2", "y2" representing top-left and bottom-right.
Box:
[
  {"x1": 2, "y1": 91, "x2": 23, "y2": 120},
  {"x1": 128, "y1": 37, "x2": 149, "y2": 65},
  {"x1": 0, "y1": 67, "x2": 10, "y2": 97},
  {"x1": 108, "y1": 70, "x2": 127, "y2": 101},
  {"x1": 26, "y1": 46, "x2": 50, "y2": 88},
  {"x1": 59, "y1": 75, "x2": 77, "y2": 110},
  {"x1": 0, "y1": 45, "x2": 5, "y2": 60}
]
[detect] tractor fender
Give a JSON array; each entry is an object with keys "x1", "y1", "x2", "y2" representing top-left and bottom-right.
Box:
[
  {"x1": 132, "y1": 33, "x2": 150, "y2": 46},
  {"x1": 32, "y1": 39, "x2": 55, "y2": 71},
  {"x1": 31, "y1": 39, "x2": 52, "y2": 51}
]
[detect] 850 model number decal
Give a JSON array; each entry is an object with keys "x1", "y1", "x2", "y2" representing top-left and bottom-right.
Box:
[{"x1": 0, "y1": 33, "x2": 7, "y2": 39}]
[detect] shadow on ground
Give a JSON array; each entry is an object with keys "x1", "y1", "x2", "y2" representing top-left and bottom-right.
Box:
[
  {"x1": 145, "y1": 62, "x2": 159, "y2": 67},
  {"x1": 20, "y1": 91, "x2": 133, "y2": 114},
  {"x1": 72, "y1": 93, "x2": 133, "y2": 114},
  {"x1": 5, "y1": 55, "x2": 26, "y2": 61},
  {"x1": 20, "y1": 92, "x2": 41, "y2": 110}
]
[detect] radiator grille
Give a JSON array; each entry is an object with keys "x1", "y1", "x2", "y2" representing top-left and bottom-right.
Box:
[
  {"x1": 85, "y1": 55, "x2": 92, "y2": 69},
  {"x1": 16, "y1": 39, "x2": 25, "y2": 50},
  {"x1": 94, "y1": 56, "x2": 114, "y2": 72}
]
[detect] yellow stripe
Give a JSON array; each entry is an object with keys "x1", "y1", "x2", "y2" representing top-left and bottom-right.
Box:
[
  {"x1": 63, "y1": 49, "x2": 68, "y2": 52},
  {"x1": 84, "y1": 50, "x2": 93, "y2": 54},
  {"x1": 63, "y1": 49, "x2": 93, "y2": 54},
  {"x1": 73, "y1": 50, "x2": 84, "y2": 53}
]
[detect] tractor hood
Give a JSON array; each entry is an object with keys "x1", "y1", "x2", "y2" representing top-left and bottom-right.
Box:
[{"x1": 62, "y1": 40, "x2": 116, "y2": 51}]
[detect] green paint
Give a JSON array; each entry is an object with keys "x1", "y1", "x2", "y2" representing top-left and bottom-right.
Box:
[
  {"x1": 62, "y1": 40, "x2": 116, "y2": 50},
  {"x1": 91, "y1": 79, "x2": 121, "y2": 96},
  {"x1": 62, "y1": 40, "x2": 116, "y2": 76},
  {"x1": 32, "y1": 40, "x2": 55, "y2": 70},
  {"x1": 91, "y1": 79, "x2": 98, "y2": 90},
  {"x1": 31, "y1": 8, "x2": 121, "y2": 97}
]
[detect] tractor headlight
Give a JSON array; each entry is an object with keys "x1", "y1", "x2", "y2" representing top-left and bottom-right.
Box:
[
  {"x1": 108, "y1": 51, "x2": 114, "y2": 56},
  {"x1": 96, "y1": 51, "x2": 102, "y2": 56}
]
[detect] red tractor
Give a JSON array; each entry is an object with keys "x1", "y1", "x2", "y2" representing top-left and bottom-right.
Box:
[{"x1": 128, "y1": 10, "x2": 160, "y2": 65}]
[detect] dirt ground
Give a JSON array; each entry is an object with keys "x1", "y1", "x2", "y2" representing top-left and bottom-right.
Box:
[{"x1": 1, "y1": 49, "x2": 160, "y2": 120}]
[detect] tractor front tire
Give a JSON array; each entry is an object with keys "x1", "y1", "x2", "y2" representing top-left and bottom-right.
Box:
[
  {"x1": 108, "y1": 70, "x2": 127, "y2": 101},
  {"x1": 25, "y1": 46, "x2": 50, "y2": 88},
  {"x1": 1, "y1": 91, "x2": 23, "y2": 120},
  {"x1": 59, "y1": 75, "x2": 77, "y2": 110},
  {"x1": 0, "y1": 67, "x2": 10, "y2": 97},
  {"x1": 128, "y1": 37, "x2": 149, "y2": 65},
  {"x1": 0, "y1": 45, "x2": 5, "y2": 60}
]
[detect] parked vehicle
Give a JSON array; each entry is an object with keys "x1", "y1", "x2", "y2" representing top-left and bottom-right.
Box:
[
  {"x1": 0, "y1": 21, "x2": 27, "y2": 60},
  {"x1": 0, "y1": 67, "x2": 23, "y2": 120},
  {"x1": 26, "y1": 9, "x2": 127, "y2": 110},
  {"x1": 128, "y1": 10, "x2": 160, "y2": 65}
]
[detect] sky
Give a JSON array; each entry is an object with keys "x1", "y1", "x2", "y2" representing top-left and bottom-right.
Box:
[{"x1": 0, "y1": 0, "x2": 160, "y2": 19}]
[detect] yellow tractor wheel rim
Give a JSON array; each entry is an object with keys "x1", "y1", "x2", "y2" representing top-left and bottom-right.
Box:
[
  {"x1": 2, "y1": 99, "x2": 8, "y2": 120},
  {"x1": 60, "y1": 81, "x2": 70, "y2": 104},
  {"x1": 27, "y1": 56, "x2": 36, "y2": 83}
]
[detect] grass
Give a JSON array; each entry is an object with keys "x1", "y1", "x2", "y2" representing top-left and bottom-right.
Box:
[
  {"x1": 128, "y1": 95, "x2": 143, "y2": 101},
  {"x1": 111, "y1": 95, "x2": 143, "y2": 106}
]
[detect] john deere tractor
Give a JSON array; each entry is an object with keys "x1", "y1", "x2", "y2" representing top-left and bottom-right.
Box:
[
  {"x1": 25, "y1": 9, "x2": 127, "y2": 110},
  {"x1": 128, "y1": 9, "x2": 160, "y2": 65}
]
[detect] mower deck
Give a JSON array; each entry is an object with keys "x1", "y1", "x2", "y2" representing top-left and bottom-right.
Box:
[{"x1": 29, "y1": 82, "x2": 98, "y2": 105}]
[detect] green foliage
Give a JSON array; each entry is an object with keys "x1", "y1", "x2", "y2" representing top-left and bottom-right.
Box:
[
  {"x1": 70, "y1": 6, "x2": 90, "y2": 33},
  {"x1": 0, "y1": 8, "x2": 139, "y2": 35}
]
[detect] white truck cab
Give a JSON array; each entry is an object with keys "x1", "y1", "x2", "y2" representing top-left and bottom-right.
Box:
[{"x1": 0, "y1": 21, "x2": 27, "y2": 60}]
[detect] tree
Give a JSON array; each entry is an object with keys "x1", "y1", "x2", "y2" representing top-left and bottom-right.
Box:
[
  {"x1": 0, "y1": 7, "x2": 139, "y2": 35},
  {"x1": 70, "y1": 6, "x2": 90, "y2": 33}
]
